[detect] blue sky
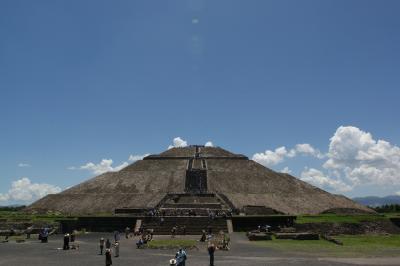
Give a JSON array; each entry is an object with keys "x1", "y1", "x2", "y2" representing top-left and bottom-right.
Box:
[{"x1": 1, "y1": 0, "x2": 400, "y2": 204}]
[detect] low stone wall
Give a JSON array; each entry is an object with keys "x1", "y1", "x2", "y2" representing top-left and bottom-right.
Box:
[
  {"x1": 58, "y1": 217, "x2": 137, "y2": 233},
  {"x1": 232, "y1": 216, "x2": 296, "y2": 232},
  {"x1": 295, "y1": 220, "x2": 400, "y2": 235}
]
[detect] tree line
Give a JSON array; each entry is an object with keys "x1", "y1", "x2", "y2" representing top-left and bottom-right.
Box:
[{"x1": 370, "y1": 204, "x2": 400, "y2": 213}]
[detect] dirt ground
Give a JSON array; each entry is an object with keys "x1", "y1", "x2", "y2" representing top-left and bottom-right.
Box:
[{"x1": 1, "y1": 232, "x2": 400, "y2": 266}]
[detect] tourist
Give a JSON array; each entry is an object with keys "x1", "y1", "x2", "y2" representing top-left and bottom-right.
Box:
[
  {"x1": 139, "y1": 225, "x2": 144, "y2": 235},
  {"x1": 105, "y1": 248, "x2": 112, "y2": 266},
  {"x1": 113, "y1": 241, "x2": 119, "y2": 257},
  {"x1": 171, "y1": 226, "x2": 177, "y2": 238},
  {"x1": 200, "y1": 230, "x2": 206, "y2": 242},
  {"x1": 125, "y1": 227, "x2": 130, "y2": 239},
  {"x1": 40, "y1": 228, "x2": 49, "y2": 243},
  {"x1": 106, "y1": 239, "x2": 111, "y2": 249},
  {"x1": 26, "y1": 226, "x2": 33, "y2": 239},
  {"x1": 265, "y1": 224, "x2": 271, "y2": 232},
  {"x1": 182, "y1": 225, "x2": 186, "y2": 235},
  {"x1": 70, "y1": 230, "x2": 76, "y2": 242},
  {"x1": 175, "y1": 248, "x2": 187, "y2": 266},
  {"x1": 63, "y1": 233, "x2": 70, "y2": 250},
  {"x1": 99, "y1": 237, "x2": 105, "y2": 255},
  {"x1": 208, "y1": 242, "x2": 216, "y2": 266},
  {"x1": 136, "y1": 235, "x2": 147, "y2": 248},
  {"x1": 223, "y1": 232, "x2": 230, "y2": 250},
  {"x1": 113, "y1": 230, "x2": 120, "y2": 242}
]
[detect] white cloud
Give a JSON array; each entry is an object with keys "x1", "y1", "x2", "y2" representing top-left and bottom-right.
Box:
[
  {"x1": 252, "y1": 146, "x2": 288, "y2": 167},
  {"x1": 80, "y1": 159, "x2": 129, "y2": 175},
  {"x1": 252, "y1": 143, "x2": 323, "y2": 167},
  {"x1": 128, "y1": 154, "x2": 149, "y2": 162},
  {"x1": 18, "y1": 163, "x2": 31, "y2": 167},
  {"x1": 281, "y1": 167, "x2": 292, "y2": 174},
  {"x1": 0, "y1": 193, "x2": 10, "y2": 202},
  {"x1": 252, "y1": 126, "x2": 400, "y2": 194},
  {"x1": 70, "y1": 153, "x2": 148, "y2": 175},
  {"x1": 295, "y1": 144, "x2": 325, "y2": 159},
  {"x1": 396, "y1": 191, "x2": 400, "y2": 196},
  {"x1": 0, "y1": 177, "x2": 61, "y2": 203},
  {"x1": 300, "y1": 168, "x2": 352, "y2": 192},
  {"x1": 205, "y1": 141, "x2": 214, "y2": 147},
  {"x1": 323, "y1": 126, "x2": 400, "y2": 187},
  {"x1": 168, "y1": 137, "x2": 188, "y2": 149}
]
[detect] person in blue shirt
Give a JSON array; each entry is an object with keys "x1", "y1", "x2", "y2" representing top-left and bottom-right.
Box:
[{"x1": 175, "y1": 248, "x2": 187, "y2": 266}]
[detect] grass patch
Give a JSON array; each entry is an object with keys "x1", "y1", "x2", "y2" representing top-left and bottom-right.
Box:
[
  {"x1": 255, "y1": 234, "x2": 400, "y2": 257},
  {"x1": 296, "y1": 214, "x2": 387, "y2": 224},
  {"x1": 146, "y1": 239, "x2": 197, "y2": 249}
]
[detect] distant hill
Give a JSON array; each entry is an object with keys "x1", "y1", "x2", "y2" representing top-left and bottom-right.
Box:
[
  {"x1": 0, "y1": 205, "x2": 25, "y2": 211},
  {"x1": 353, "y1": 195, "x2": 400, "y2": 207}
]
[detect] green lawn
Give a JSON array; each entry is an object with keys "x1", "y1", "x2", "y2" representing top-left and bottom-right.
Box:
[
  {"x1": 255, "y1": 235, "x2": 400, "y2": 257},
  {"x1": 146, "y1": 239, "x2": 198, "y2": 249}
]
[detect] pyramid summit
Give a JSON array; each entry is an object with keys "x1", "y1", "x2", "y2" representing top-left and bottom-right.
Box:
[{"x1": 27, "y1": 145, "x2": 371, "y2": 215}]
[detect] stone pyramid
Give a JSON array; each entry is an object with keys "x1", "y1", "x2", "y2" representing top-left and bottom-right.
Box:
[{"x1": 27, "y1": 145, "x2": 371, "y2": 215}]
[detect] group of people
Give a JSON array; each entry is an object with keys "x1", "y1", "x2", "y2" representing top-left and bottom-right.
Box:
[
  {"x1": 136, "y1": 228, "x2": 154, "y2": 248},
  {"x1": 168, "y1": 243, "x2": 217, "y2": 266},
  {"x1": 63, "y1": 231, "x2": 78, "y2": 250},
  {"x1": 99, "y1": 231, "x2": 121, "y2": 266},
  {"x1": 170, "y1": 225, "x2": 186, "y2": 237},
  {"x1": 207, "y1": 209, "x2": 233, "y2": 220},
  {"x1": 169, "y1": 248, "x2": 187, "y2": 266}
]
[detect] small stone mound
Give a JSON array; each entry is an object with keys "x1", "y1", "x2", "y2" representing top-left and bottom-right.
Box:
[{"x1": 321, "y1": 208, "x2": 374, "y2": 215}]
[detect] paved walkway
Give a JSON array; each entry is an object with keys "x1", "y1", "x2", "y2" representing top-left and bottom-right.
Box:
[{"x1": 0, "y1": 233, "x2": 398, "y2": 266}]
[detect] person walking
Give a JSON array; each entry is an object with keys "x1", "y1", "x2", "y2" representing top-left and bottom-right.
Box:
[
  {"x1": 113, "y1": 242, "x2": 120, "y2": 257},
  {"x1": 208, "y1": 242, "x2": 216, "y2": 266},
  {"x1": 63, "y1": 233, "x2": 70, "y2": 250},
  {"x1": 99, "y1": 237, "x2": 105, "y2": 255},
  {"x1": 106, "y1": 239, "x2": 111, "y2": 249},
  {"x1": 125, "y1": 227, "x2": 130, "y2": 239},
  {"x1": 171, "y1": 226, "x2": 177, "y2": 238},
  {"x1": 175, "y1": 248, "x2": 187, "y2": 266},
  {"x1": 105, "y1": 249, "x2": 112, "y2": 266},
  {"x1": 114, "y1": 230, "x2": 120, "y2": 242}
]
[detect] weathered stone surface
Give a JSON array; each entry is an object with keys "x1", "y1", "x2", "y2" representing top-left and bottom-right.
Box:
[
  {"x1": 26, "y1": 146, "x2": 372, "y2": 215},
  {"x1": 295, "y1": 220, "x2": 400, "y2": 235}
]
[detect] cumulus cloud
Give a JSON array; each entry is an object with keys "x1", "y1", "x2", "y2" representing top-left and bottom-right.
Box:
[
  {"x1": 323, "y1": 126, "x2": 400, "y2": 187},
  {"x1": 300, "y1": 168, "x2": 352, "y2": 192},
  {"x1": 18, "y1": 163, "x2": 31, "y2": 167},
  {"x1": 71, "y1": 153, "x2": 149, "y2": 175},
  {"x1": 205, "y1": 141, "x2": 214, "y2": 147},
  {"x1": 168, "y1": 137, "x2": 188, "y2": 149},
  {"x1": 80, "y1": 159, "x2": 128, "y2": 175},
  {"x1": 129, "y1": 154, "x2": 149, "y2": 162},
  {"x1": 252, "y1": 144, "x2": 323, "y2": 167},
  {"x1": 0, "y1": 193, "x2": 10, "y2": 202},
  {"x1": 0, "y1": 177, "x2": 61, "y2": 203},
  {"x1": 252, "y1": 126, "x2": 400, "y2": 194},
  {"x1": 295, "y1": 144, "x2": 325, "y2": 159},
  {"x1": 253, "y1": 147, "x2": 288, "y2": 167},
  {"x1": 281, "y1": 167, "x2": 292, "y2": 174}
]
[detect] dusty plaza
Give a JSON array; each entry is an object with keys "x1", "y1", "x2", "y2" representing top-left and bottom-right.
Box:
[{"x1": 1, "y1": 232, "x2": 400, "y2": 266}]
